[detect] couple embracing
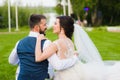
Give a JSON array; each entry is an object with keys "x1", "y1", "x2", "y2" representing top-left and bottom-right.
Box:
[
  {"x1": 9, "y1": 14, "x2": 78, "y2": 80},
  {"x1": 9, "y1": 14, "x2": 120, "y2": 80}
]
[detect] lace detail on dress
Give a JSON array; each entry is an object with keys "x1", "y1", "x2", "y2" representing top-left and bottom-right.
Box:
[
  {"x1": 63, "y1": 38, "x2": 75, "y2": 58},
  {"x1": 53, "y1": 38, "x2": 75, "y2": 59},
  {"x1": 53, "y1": 41, "x2": 61, "y2": 58}
]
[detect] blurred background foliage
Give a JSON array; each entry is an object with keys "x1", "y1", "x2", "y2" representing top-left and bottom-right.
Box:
[{"x1": 0, "y1": 0, "x2": 120, "y2": 29}]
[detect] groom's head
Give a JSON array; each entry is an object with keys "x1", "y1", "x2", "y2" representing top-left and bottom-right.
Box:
[{"x1": 28, "y1": 14, "x2": 47, "y2": 35}]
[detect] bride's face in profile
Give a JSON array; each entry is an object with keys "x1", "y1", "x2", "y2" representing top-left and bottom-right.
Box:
[{"x1": 53, "y1": 19, "x2": 61, "y2": 34}]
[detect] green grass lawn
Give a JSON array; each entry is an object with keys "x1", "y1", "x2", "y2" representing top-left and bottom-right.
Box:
[
  {"x1": 0, "y1": 28, "x2": 120, "y2": 80},
  {"x1": 87, "y1": 31, "x2": 120, "y2": 60}
]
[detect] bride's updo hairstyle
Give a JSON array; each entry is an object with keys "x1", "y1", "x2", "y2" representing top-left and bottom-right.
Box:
[{"x1": 57, "y1": 16, "x2": 74, "y2": 40}]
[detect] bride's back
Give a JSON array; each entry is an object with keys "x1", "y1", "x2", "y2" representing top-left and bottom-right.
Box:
[
  {"x1": 53, "y1": 38, "x2": 84, "y2": 80},
  {"x1": 53, "y1": 38, "x2": 75, "y2": 59}
]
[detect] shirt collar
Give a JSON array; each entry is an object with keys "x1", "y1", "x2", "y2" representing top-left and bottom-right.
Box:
[{"x1": 28, "y1": 31, "x2": 39, "y2": 37}]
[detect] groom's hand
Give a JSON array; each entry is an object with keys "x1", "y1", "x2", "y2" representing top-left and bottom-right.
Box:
[{"x1": 74, "y1": 51, "x2": 79, "y2": 56}]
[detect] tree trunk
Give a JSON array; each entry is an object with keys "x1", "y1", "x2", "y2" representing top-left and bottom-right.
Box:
[
  {"x1": 91, "y1": 8, "x2": 97, "y2": 26},
  {"x1": 77, "y1": 13, "x2": 80, "y2": 20},
  {"x1": 110, "y1": 16, "x2": 113, "y2": 25}
]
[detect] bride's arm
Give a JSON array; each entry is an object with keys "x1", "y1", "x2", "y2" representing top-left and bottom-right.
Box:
[
  {"x1": 35, "y1": 34, "x2": 58, "y2": 62},
  {"x1": 35, "y1": 35, "x2": 78, "y2": 70},
  {"x1": 35, "y1": 34, "x2": 78, "y2": 70},
  {"x1": 37, "y1": 39, "x2": 78, "y2": 70},
  {"x1": 48, "y1": 53, "x2": 78, "y2": 70}
]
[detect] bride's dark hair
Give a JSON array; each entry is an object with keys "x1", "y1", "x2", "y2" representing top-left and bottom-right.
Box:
[{"x1": 57, "y1": 16, "x2": 74, "y2": 40}]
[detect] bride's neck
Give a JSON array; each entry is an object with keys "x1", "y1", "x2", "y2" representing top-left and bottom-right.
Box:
[{"x1": 58, "y1": 33, "x2": 67, "y2": 39}]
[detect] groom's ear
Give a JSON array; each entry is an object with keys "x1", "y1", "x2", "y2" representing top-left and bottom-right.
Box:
[{"x1": 34, "y1": 25, "x2": 39, "y2": 31}]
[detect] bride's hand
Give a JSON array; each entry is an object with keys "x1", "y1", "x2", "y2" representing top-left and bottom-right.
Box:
[{"x1": 37, "y1": 34, "x2": 46, "y2": 41}]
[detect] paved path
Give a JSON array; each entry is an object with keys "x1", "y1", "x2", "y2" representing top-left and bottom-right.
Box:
[
  {"x1": 85, "y1": 27, "x2": 120, "y2": 32},
  {"x1": 107, "y1": 27, "x2": 120, "y2": 32}
]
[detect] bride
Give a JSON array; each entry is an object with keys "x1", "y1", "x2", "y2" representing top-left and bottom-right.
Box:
[{"x1": 35, "y1": 16, "x2": 120, "y2": 80}]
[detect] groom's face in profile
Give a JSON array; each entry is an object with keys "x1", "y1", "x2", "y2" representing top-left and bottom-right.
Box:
[{"x1": 38, "y1": 19, "x2": 47, "y2": 35}]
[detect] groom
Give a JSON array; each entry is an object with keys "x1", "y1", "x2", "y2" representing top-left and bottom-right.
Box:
[{"x1": 9, "y1": 14, "x2": 78, "y2": 80}]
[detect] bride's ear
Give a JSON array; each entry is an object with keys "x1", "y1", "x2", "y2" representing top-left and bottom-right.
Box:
[{"x1": 60, "y1": 28, "x2": 64, "y2": 34}]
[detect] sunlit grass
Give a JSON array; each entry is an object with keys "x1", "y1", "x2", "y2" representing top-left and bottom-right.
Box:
[{"x1": 87, "y1": 31, "x2": 120, "y2": 60}]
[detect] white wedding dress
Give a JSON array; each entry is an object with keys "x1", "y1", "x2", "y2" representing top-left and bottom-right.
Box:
[{"x1": 53, "y1": 24, "x2": 120, "y2": 80}]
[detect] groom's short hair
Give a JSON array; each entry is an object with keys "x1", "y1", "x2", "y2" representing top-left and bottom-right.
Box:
[{"x1": 28, "y1": 14, "x2": 46, "y2": 29}]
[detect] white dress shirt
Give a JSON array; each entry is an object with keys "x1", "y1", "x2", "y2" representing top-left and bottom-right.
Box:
[{"x1": 8, "y1": 31, "x2": 78, "y2": 79}]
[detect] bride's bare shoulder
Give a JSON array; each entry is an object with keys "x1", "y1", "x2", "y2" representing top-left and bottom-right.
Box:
[
  {"x1": 53, "y1": 39, "x2": 62, "y2": 43},
  {"x1": 53, "y1": 39, "x2": 64, "y2": 47}
]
